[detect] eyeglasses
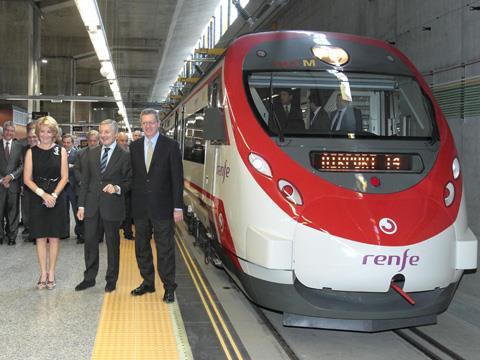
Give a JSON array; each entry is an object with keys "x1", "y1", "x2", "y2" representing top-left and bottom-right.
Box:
[{"x1": 141, "y1": 121, "x2": 158, "y2": 126}]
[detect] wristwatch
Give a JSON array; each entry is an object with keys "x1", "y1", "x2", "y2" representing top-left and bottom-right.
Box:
[{"x1": 51, "y1": 192, "x2": 58, "y2": 199}]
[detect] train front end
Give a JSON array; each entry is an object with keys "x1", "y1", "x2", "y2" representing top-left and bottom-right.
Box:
[{"x1": 223, "y1": 31, "x2": 477, "y2": 331}]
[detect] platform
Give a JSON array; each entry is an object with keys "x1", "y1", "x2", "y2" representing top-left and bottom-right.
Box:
[{"x1": 1, "y1": 224, "x2": 479, "y2": 360}]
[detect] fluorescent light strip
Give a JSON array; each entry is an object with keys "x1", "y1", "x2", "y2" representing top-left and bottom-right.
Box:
[
  {"x1": 74, "y1": 0, "x2": 131, "y2": 136},
  {"x1": 89, "y1": 30, "x2": 110, "y2": 61}
]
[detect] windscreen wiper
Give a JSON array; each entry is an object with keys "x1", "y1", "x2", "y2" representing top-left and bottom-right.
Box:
[{"x1": 268, "y1": 73, "x2": 284, "y2": 143}]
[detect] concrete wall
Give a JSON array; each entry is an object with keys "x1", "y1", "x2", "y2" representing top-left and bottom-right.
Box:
[{"x1": 0, "y1": 1, "x2": 34, "y2": 113}]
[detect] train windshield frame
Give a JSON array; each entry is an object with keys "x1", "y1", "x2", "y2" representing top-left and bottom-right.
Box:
[{"x1": 246, "y1": 71, "x2": 438, "y2": 140}]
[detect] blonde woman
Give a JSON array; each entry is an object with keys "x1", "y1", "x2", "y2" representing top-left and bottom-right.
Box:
[{"x1": 23, "y1": 116, "x2": 68, "y2": 289}]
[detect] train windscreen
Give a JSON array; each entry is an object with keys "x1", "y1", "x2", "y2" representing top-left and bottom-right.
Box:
[{"x1": 247, "y1": 71, "x2": 436, "y2": 139}]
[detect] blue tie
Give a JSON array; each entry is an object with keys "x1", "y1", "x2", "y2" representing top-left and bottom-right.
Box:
[{"x1": 100, "y1": 147, "x2": 110, "y2": 173}]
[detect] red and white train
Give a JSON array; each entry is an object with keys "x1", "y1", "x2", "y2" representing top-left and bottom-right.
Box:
[{"x1": 163, "y1": 31, "x2": 478, "y2": 331}]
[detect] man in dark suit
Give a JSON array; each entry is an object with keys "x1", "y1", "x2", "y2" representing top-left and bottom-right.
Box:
[
  {"x1": 130, "y1": 108, "x2": 184, "y2": 303},
  {"x1": 308, "y1": 91, "x2": 330, "y2": 131},
  {"x1": 73, "y1": 130, "x2": 100, "y2": 244},
  {"x1": 270, "y1": 88, "x2": 305, "y2": 132},
  {"x1": 0, "y1": 121, "x2": 24, "y2": 245},
  {"x1": 75, "y1": 120, "x2": 131, "y2": 292},
  {"x1": 21, "y1": 124, "x2": 38, "y2": 242},
  {"x1": 62, "y1": 133, "x2": 83, "y2": 241},
  {"x1": 117, "y1": 131, "x2": 134, "y2": 240},
  {"x1": 330, "y1": 93, "x2": 363, "y2": 132}
]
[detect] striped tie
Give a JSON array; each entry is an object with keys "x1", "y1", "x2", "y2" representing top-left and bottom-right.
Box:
[{"x1": 100, "y1": 147, "x2": 110, "y2": 173}]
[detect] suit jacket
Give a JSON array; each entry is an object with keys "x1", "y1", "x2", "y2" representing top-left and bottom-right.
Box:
[
  {"x1": 78, "y1": 145, "x2": 131, "y2": 222},
  {"x1": 73, "y1": 147, "x2": 89, "y2": 193},
  {"x1": 0, "y1": 140, "x2": 24, "y2": 193},
  {"x1": 310, "y1": 108, "x2": 330, "y2": 131},
  {"x1": 130, "y1": 134, "x2": 184, "y2": 221},
  {"x1": 67, "y1": 148, "x2": 79, "y2": 192},
  {"x1": 329, "y1": 107, "x2": 363, "y2": 132},
  {"x1": 271, "y1": 103, "x2": 305, "y2": 131}
]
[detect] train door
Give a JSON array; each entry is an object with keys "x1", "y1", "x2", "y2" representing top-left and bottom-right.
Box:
[
  {"x1": 202, "y1": 77, "x2": 222, "y2": 201},
  {"x1": 203, "y1": 139, "x2": 219, "y2": 202}
]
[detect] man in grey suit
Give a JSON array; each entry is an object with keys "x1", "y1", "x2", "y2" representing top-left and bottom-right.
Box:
[
  {"x1": 75, "y1": 120, "x2": 131, "y2": 292},
  {"x1": 330, "y1": 93, "x2": 363, "y2": 133},
  {"x1": 0, "y1": 121, "x2": 24, "y2": 245}
]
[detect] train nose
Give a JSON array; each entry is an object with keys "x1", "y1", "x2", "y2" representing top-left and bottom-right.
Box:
[{"x1": 292, "y1": 199, "x2": 458, "y2": 293}]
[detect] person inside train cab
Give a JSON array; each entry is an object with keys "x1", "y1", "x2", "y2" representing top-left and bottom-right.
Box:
[
  {"x1": 270, "y1": 88, "x2": 305, "y2": 132},
  {"x1": 308, "y1": 90, "x2": 330, "y2": 131},
  {"x1": 330, "y1": 92, "x2": 363, "y2": 132}
]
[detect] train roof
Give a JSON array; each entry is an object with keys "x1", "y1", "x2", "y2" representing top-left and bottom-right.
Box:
[{"x1": 230, "y1": 31, "x2": 412, "y2": 76}]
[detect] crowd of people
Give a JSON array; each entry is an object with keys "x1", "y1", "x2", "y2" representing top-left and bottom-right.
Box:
[{"x1": 1, "y1": 109, "x2": 184, "y2": 302}]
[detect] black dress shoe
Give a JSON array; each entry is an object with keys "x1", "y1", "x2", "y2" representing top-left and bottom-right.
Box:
[
  {"x1": 76, "y1": 237, "x2": 85, "y2": 244},
  {"x1": 105, "y1": 283, "x2": 116, "y2": 293},
  {"x1": 75, "y1": 280, "x2": 95, "y2": 291},
  {"x1": 0, "y1": 239, "x2": 3, "y2": 245},
  {"x1": 163, "y1": 290, "x2": 175, "y2": 303},
  {"x1": 7, "y1": 240, "x2": 16, "y2": 246},
  {"x1": 131, "y1": 284, "x2": 155, "y2": 296}
]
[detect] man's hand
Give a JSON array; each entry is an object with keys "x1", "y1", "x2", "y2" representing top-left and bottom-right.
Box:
[
  {"x1": 173, "y1": 209, "x2": 183, "y2": 223},
  {"x1": 1, "y1": 175, "x2": 12, "y2": 188},
  {"x1": 77, "y1": 208, "x2": 85, "y2": 221},
  {"x1": 102, "y1": 184, "x2": 117, "y2": 194}
]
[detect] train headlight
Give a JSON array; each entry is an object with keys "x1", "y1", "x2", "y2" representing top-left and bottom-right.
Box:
[
  {"x1": 444, "y1": 182, "x2": 455, "y2": 207},
  {"x1": 278, "y1": 179, "x2": 303, "y2": 206},
  {"x1": 452, "y1": 157, "x2": 460, "y2": 180},
  {"x1": 248, "y1": 153, "x2": 272, "y2": 178},
  {"x1": 312, "y1": 45, "x2": 349, "y2": 66}
]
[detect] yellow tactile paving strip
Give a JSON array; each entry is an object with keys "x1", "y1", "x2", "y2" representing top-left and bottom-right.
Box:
[{"x1": 92, "y1": 239, "x2": 180, "y2": 360}]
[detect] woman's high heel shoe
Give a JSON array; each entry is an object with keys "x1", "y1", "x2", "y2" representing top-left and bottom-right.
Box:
[
  {"x1": 46, "y1": 275, "x2": 56, "y2": 290},
  {"x1": 37, "y1": 277, "x2": 47, "y2": 290}
]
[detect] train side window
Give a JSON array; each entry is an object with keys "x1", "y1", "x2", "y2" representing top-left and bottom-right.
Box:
[
  {"x1": 209, "y1": 77, "x2": 223, "y2": 108},
  {"x1": 183, "y1": 109, "x2": 205, "y2": 164}
]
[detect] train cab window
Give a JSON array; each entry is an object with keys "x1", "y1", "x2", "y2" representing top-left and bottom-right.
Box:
[
  {"x1": 183, "y1": 109, "x2": 205, "y2": 164},
  {"x1": 247, "y1": 72, "x2": 436, "y2": 140}
]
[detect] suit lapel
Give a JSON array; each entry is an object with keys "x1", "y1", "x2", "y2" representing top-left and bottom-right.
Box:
[
  {"x1": 103, "y1": 146, "x2": 121, "y2": 176},
  {"x1": 0, "y1": 141, "x2": 5, "y2": 163},
  {"x1": 148, "y1": 134, "x2": 165, "y2": 173},
  {"x1": 139, "y1": 138, "x2": 148, "y2": 175},
  {"x1": 92, "y1": 146, "x2": 102, "y2": 176}
]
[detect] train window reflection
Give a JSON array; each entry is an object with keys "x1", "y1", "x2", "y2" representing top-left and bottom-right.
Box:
[
  {"x1": 183, "y1": 110, "x2": 205, "y2": 164},
  {"x1": 247, "y1": 72, "x2": 435, "y2": 139}
]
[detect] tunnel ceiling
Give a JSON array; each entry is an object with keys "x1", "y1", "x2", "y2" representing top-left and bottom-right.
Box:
[{"x1": 37, "y1": 0, "x2": 220, "y2": 125}]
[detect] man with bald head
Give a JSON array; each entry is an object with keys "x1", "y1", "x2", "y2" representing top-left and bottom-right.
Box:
[
  {"x1": 117, "y1": 132, "x2": 129, "y2": 151},
  {"x1": 132, "y1": 130, "x2": 142, "y2": 141}
]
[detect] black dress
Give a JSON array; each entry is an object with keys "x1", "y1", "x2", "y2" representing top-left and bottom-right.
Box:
[{"x1": 29, "y1": 145, "x2": 68, "y2": 239}]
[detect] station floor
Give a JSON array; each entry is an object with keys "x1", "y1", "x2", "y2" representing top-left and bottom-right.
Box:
[
  {"x1": 2, "y1": 222, "x2": 480, "y2": 360},
  {"x1": 0, "y1": 225, "x2": 252, "y2": 360}
]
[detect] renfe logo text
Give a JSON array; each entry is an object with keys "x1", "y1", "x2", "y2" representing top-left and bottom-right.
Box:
[
  {"x1": 216, "y1": 161, "x2": 230, "y2": 183},
  {"x1": 362, "y1": 249, "x2": 419, "y2": 272}
]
